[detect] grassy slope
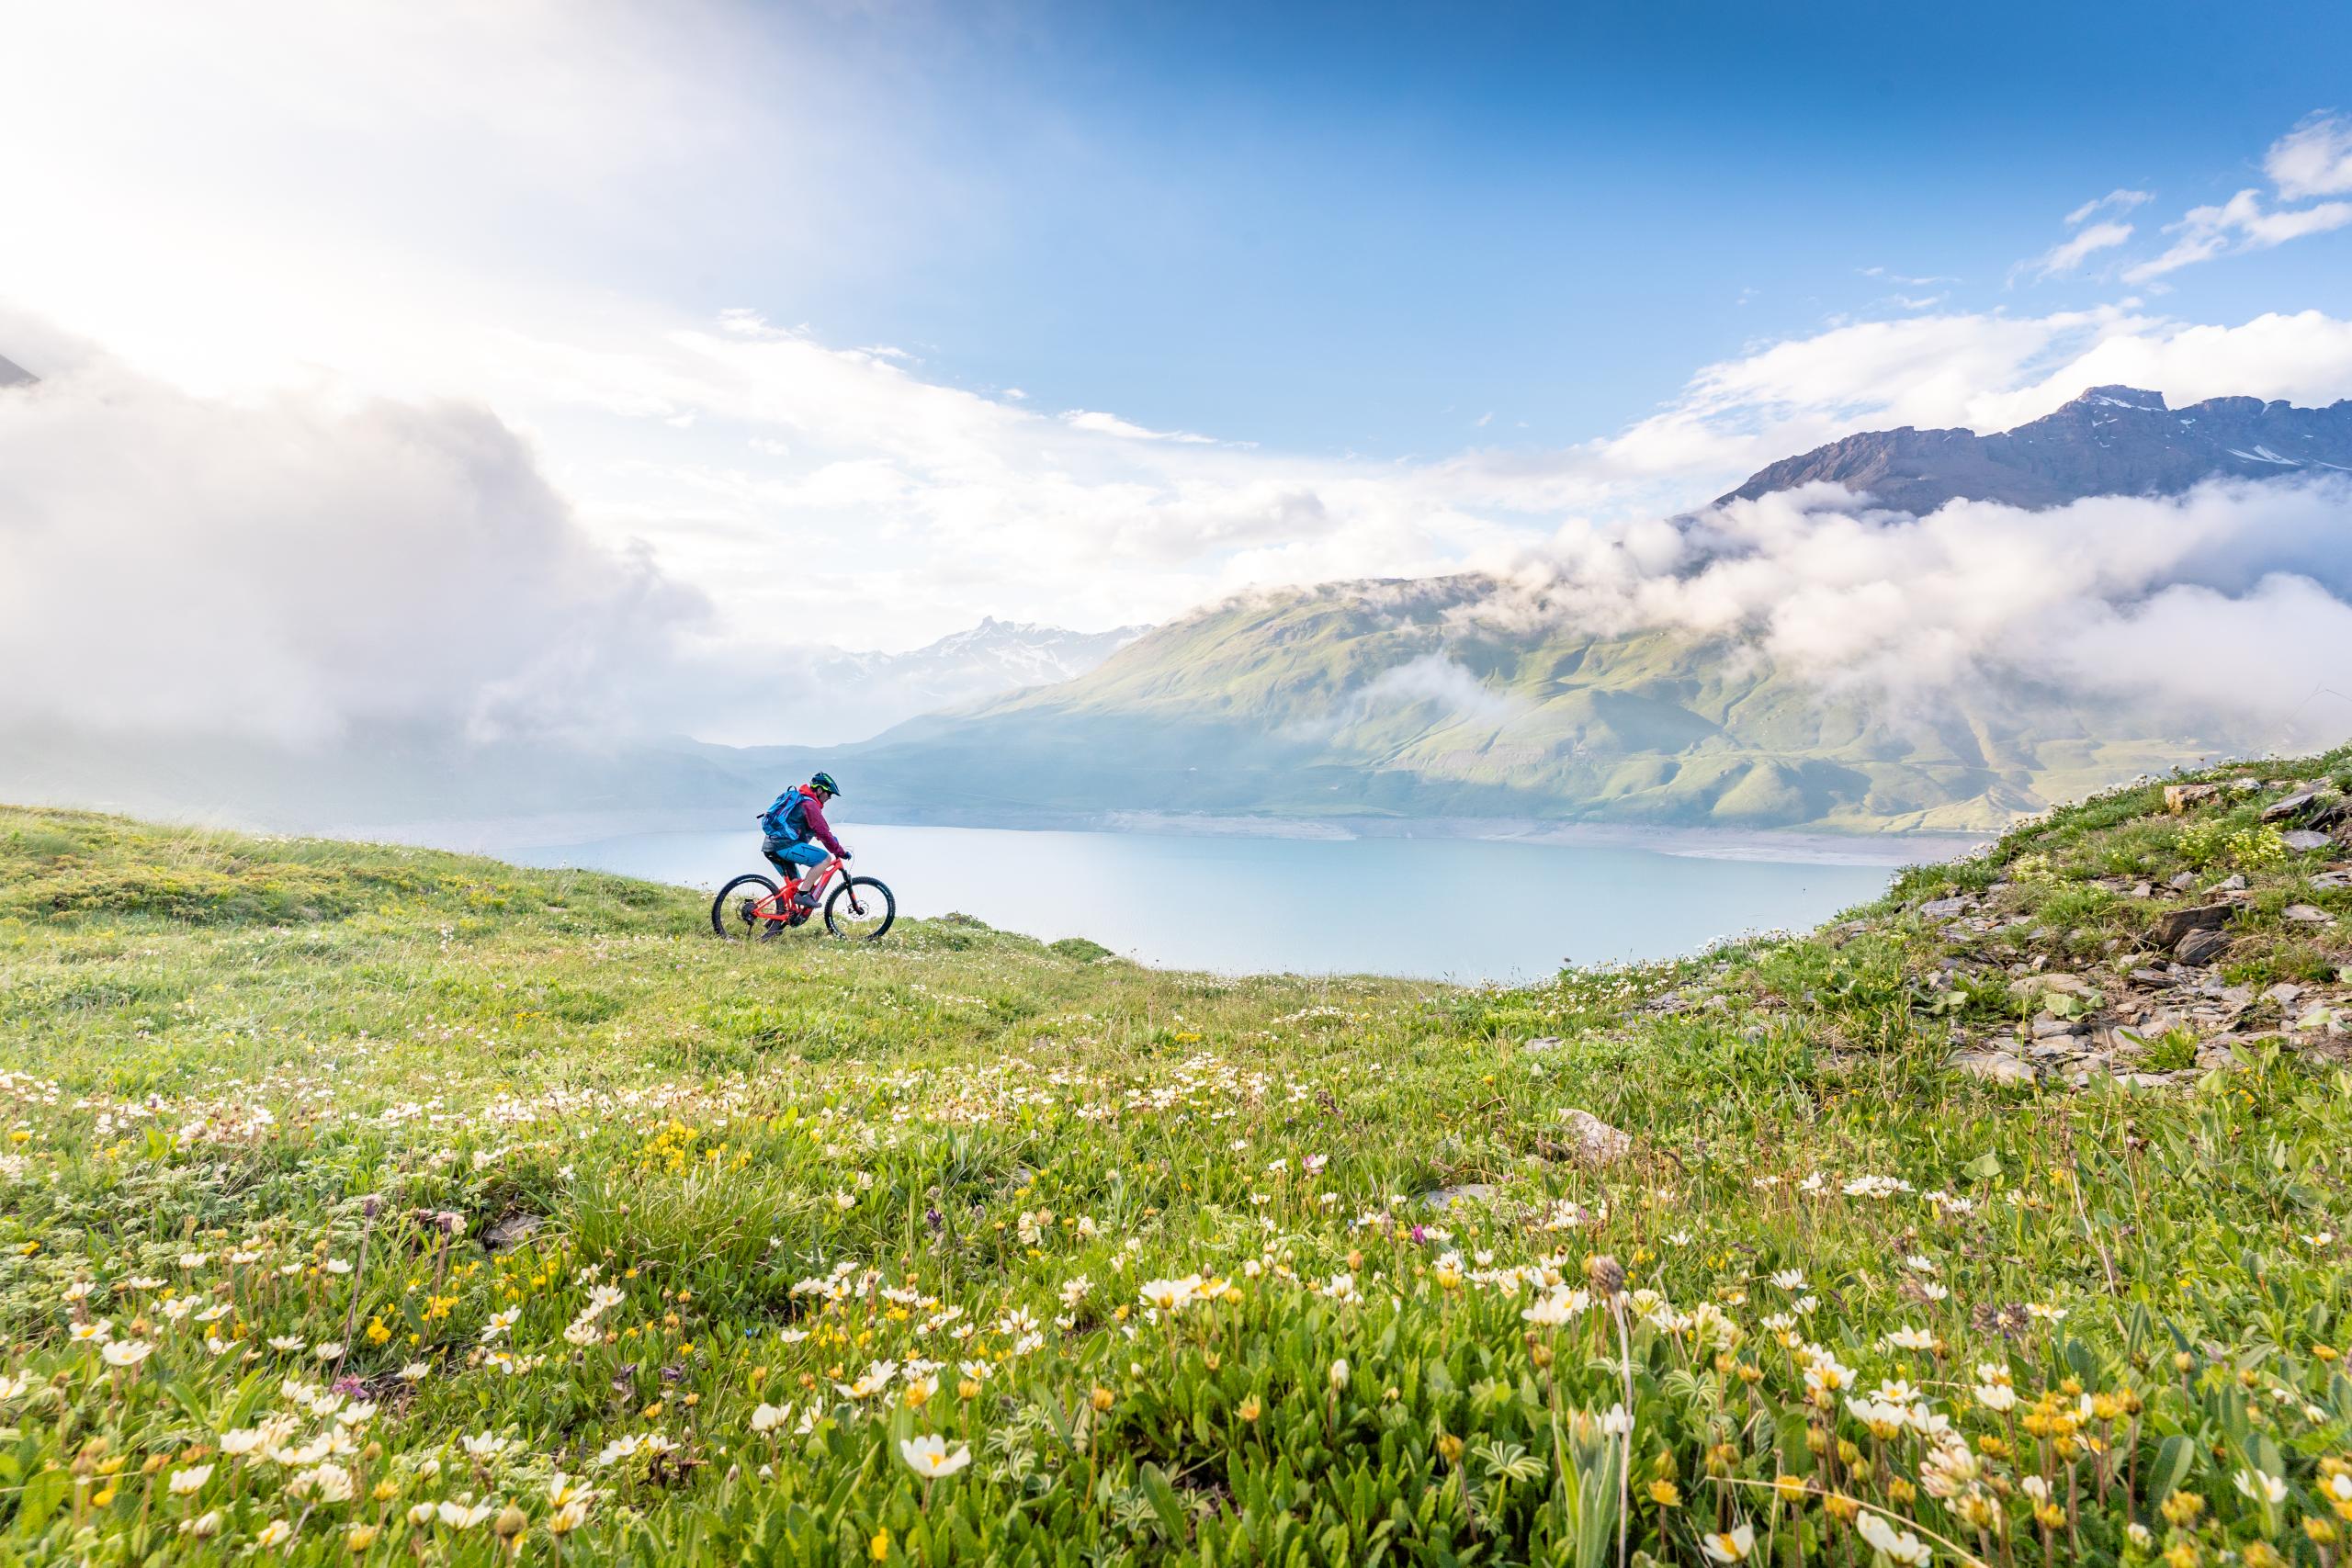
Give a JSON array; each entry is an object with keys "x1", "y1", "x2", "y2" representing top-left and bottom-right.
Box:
[
  {"x1": 0, "y1": 750, "x2": 2348, "y2": 1565},
  {"x1": 841, "y1": 578, "x2": 2252, "y2": 832}
]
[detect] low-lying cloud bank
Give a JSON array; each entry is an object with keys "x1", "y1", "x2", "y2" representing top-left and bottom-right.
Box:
[
  {"x1": 1455, "y1": 477, "x2": 2352, "y2": 743},
  {"x1": 0, "y1": 350, "x2": 708, "y2": 745}
]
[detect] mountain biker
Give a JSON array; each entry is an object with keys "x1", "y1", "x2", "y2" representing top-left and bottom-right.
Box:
[{"x1": 758, "y1": 772, "x2": 849, "y2": 911}]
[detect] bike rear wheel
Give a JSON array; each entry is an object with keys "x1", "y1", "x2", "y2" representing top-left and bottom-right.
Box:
[
  {"x1": 824, "y1": 876, "x2": 896, "y2": 942},
  {"x1": 712, "y1": 874, "x2": 782, "y2": 940}
]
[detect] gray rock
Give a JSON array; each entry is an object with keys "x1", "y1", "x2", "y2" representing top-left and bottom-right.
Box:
[
  {"x1": 2266, "y1": 983, "x2": 2305, "y2": 1008},
  {"x1": 2209, "y1": 874, "x2": 2248, "y2": 894},
  {"x1": 2313, "y1": 870, "x2": 2352, "y2": 891},
  {"x1": 481, "y1": 1213, "x2": 546, "y2": 1252},
  {"x1": 1523, "y1": 1036, "x2": 1565, "y2": 1053},
  {"x1": 2283, "y1": 830, "x2": 2332, "y2": 852},
  {"x1": 2120, "y1": 1073, "x2": 2179, "y2": 1089},
  {"x1": 2168, "y1": 871, "x2": 2199, "y2": 891},
  {"x1": 2175, "y1": 929, "x2": 2232, "y2": 966},
  {"x1": 1559, "y1": 1108, "x2": 1634, "y2": 1164},
  {"x1": 1951, "y1": 1051, "x2": 2036, "y2": 1085},
  {"x1": 2030, "y1": 1016, "x2": 2082, "y2": 1039},
  {"x1": 1918, "y1": 896, "x2": 1970, "y2": 919},
  {"x1": 2151, "y1": 904, "x2": 2233, "y2": 949},
  {"x1": 2283, "y1": 904, "x2": 2337, "y2": 925},
  {"x1": 2262, "y1": 790, "x2": 2324, "y2": 823}
]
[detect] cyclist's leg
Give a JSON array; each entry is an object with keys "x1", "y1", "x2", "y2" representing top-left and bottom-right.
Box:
[
  {"x1": 774, "y1": 840, "x2": 827, "y2": 898},
  {"x1": 760, "y1": 840, "x2": 799, "y2": 881}
]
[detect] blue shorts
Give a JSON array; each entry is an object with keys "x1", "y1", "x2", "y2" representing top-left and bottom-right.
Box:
[{"x1": 762, "y1": 839, "x2": 826, "y2": 878}]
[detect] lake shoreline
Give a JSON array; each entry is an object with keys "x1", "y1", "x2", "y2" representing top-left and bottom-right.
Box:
[{"x1": 326, "y1": 806, "x2": 1984, "y2": 870}]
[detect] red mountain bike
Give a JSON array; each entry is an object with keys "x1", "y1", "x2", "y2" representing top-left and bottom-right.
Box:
[{"x1": 711, "y1": 855, "x2": 896, "y2": 942}]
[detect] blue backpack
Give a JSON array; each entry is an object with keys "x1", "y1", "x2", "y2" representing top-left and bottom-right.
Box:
[{"x1": 759, "y1": 788, "x2": 811, "y2": 843}]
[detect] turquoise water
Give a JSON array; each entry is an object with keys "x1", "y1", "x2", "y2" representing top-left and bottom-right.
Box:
[{"x1": 498, "y1": 821, "x2": 1924, "y2": 983}]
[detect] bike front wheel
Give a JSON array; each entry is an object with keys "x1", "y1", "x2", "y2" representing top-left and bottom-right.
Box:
[
  {"x1": 712, "y1": 874, "x2": 781, "y2": 940},
  {"x1": 824, "y1": 876, "x2": 896, "y2": 942}
]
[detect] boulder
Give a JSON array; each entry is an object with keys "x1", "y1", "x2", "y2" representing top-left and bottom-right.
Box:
[
  {"x1": 481, "y1": 1213, "x2": 546, "y2": 1253},
  {"x1": 2282, "y1": 904, "x2": 2337, "y2": 926},
  {"x1": 2176, "y1": 929, "x2": 2232, "y2": 966},
  {"x1": 1951, "y1": 1051, "x2": 2036, "y2": 1085},
  {"x1": 2282, "y1": 830, "x2": 2332, "y2": 852},
  {"x1": 2261, "y1": 790, "x2": 2324, "y2": 823},
  {"x1": 1917, "y1": 896, "x2": 1971, "y2": 919},
  {"x1": 2149, "y1": 904, "x2": 2233, "y2": 949},
  {"x1": 2165, "y1": 784, "x2": 2220, "y2": 813},
  {"x1": 1558, "y1": 1108, "x2": 1634, "y2": 1164}
]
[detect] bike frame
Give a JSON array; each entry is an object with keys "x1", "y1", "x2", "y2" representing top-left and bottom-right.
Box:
[{"x1": 748, "y1": 854, "x2": 850, "y2": 922}]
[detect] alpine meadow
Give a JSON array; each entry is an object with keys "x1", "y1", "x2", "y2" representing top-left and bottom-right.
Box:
[{"x1": 3, "y1": 750, "x2": 2352, "y2": 1563}]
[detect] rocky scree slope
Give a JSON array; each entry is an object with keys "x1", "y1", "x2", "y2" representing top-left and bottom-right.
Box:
[{"x1": 1596, "y1": 750, "x2": 2352, "y2": 1093}]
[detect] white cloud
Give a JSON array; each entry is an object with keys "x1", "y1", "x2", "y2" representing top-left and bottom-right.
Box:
[
  {"x1": 2104, "y1": 112, "x2": 2352, "y2": 284},
  {"x1": 2125, "y1": 188, "x2": 2352, "y2": 282},
  {"x1": 1358, "y1": 653, "x2": 1528, "y2": 726},
  {"x1": 1456, "y1": 478, "x2": 2352, "y2": 742},
  {"x1": 2023, "y1": 220, "x2": 2134, "y2": 281},
  {"x1": 0, "y1": 344, "x2": 706, "y2": 744},
  {"x1": 2266, "y1": 113, "x2": 2352, "y2": 200},
  {"x1": 2064, "y1": 188, "x2": 2153, "y2": 225},
  {"x1": 1059, "y1": 410, "x2": 1217, "y2": 443}
]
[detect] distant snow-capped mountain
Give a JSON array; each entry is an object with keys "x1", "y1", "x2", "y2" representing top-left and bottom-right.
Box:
[
  {"x1": 845, "y1": 618, "x2": 1150, "y2": 703},
  {"x1": 764, "y1": 617, "x2": 1149, "y2": 746}
]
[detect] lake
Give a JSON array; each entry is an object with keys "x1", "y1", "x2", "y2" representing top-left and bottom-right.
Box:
[{"x1": 471, "y1": 819, "x2": 1958, "y2": 983}]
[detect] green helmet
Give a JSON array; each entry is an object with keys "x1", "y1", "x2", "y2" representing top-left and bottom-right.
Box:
[{"x1": 809, "y1": 772, "x2": 841, "y2": 798}]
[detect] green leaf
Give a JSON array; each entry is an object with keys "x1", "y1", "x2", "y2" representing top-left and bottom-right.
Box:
[
  {"x1": 16, "y1": 1468, "x2": 68, "y2": 1537},
  {"x1": 1965, "y1": 1151, "x2": 2002, "y2": 1179},
  {"x1": 1776, "y1": 1411, "x2": 1815, "y2": 1477},
  {"x1": 1139, "y1": 1462, "x2": 1190, "y2": 1544},
  {"x1": 2147, "y1": 1435, "x2": 2195, "y2": 1506}
]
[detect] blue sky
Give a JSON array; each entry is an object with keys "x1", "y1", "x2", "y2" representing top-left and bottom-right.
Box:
[
  {"x1": 8, "y1": 1, "x2": 2352, "y2": 744},
  {"x1": 704, "y1": 0, "x2": 2352, "y2": 454}
]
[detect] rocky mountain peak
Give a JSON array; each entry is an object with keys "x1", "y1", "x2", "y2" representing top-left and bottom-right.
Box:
[
  {"x1": 1717, "y1": 385, "x2": 2352, "y2": 513},
  {"x1": 0, "y1": 353, "x2": 38, "y2": 389},
  {"x1": 2069, "y1": 385, "x2": 2167, "y2": 412}
]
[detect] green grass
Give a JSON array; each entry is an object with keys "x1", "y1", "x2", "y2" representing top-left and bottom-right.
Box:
[{"x1": 0, "y1": 750, "x2": 2348, "y2": 1565}]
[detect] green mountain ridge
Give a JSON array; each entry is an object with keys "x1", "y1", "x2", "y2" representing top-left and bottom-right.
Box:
[{"x1": 825, "y1": 573, "x2": 2268, "y2": 831}]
